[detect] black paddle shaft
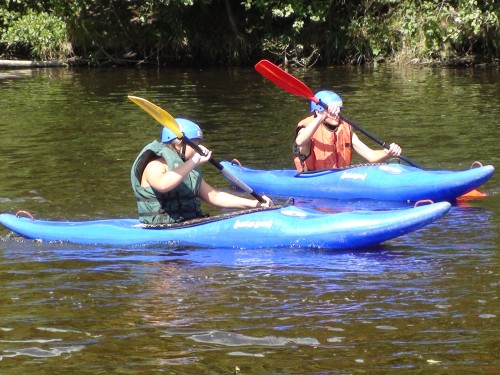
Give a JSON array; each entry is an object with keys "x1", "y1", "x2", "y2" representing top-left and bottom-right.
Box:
[
  {"x1": 183, "y1": 137, "x2": 266, "y2": 203},
  {"x1": 317, "y1": 99, "x2": 421, "y2": 168}
]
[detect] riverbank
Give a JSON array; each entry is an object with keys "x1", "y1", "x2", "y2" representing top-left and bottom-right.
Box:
[
  {"x1": 1, "y1": 57, "x2": 496, "y2": 69},
  {"x1": 0, "y1": 59, "x2": 67, "y2": 68}
]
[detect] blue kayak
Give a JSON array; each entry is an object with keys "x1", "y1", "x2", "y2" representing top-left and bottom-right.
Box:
[
  {"x1": 0, "y1": 202, "x2": 451, "y2": 249},
  {"x1": 219, "y1": 161, "x2": 494, "y2": 202}
]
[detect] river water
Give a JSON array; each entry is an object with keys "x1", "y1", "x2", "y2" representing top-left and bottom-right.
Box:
[{"x1": 0, "y1": 65, "x2": 498, "y2": 374}]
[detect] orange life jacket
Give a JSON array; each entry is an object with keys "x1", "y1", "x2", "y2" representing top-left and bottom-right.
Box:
[{"x1": 293, "y1": 115, "x2": 353, "y2": 172}]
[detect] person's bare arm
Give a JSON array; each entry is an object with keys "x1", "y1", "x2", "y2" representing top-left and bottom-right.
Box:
[{"x1": 352, "y1": 133, "x2": 402, "y2": 163}]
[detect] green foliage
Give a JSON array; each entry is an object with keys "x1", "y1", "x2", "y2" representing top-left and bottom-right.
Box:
[
  {"x1": 338, "y1": 0, "x2": 499, "y2": 65},
  {"x1": 2, "y1": 9, "x2": 71, "y2": 60},
  {"x1": 0, "y1": 0, "x2": 497, "y2": 66},
  {"x1": 240, "y1": 0, "x2": 329, "y2": 66}
]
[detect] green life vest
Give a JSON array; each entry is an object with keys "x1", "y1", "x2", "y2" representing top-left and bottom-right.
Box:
[{"x1": 130, "y1": 140, "x2": 204, "y2": 224}]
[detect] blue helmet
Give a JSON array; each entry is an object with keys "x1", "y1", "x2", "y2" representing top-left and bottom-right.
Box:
[
  {"x1": 161, "y1": 118, "x2": 203, "y2": 143},
  {"x1": 310, "y1": 90, "x2": 343, "y2": 112}
]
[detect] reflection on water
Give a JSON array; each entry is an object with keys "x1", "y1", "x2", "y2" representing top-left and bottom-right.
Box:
[
  {"x1": 0, "y1": 66, "x2": 498, "y2": 373},
  {"x1": 0, "y1": 69, "x2": 34, "y2": 80}
]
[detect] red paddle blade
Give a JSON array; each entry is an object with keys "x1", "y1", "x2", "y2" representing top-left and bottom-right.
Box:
[{"x1": 255, "y1": 60, "x2": 319, "y2": 103}]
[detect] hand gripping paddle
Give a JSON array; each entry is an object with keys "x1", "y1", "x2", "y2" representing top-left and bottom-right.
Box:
[{"x1": 128, "y1": 95, "x2": 266, "y2": 203}]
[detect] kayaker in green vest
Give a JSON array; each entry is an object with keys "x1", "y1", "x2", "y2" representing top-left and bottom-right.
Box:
[
  {"x1": 293, "y1": 90, "x2": 402, "y2": 172},
  {"x1": 131, "y1": 118, "x2": 273, "y2": 225}
]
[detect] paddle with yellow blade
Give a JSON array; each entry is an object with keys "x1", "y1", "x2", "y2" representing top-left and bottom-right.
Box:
[
  {"x1": 127, "y1": 95, "x2": 266, "y2": 203},
  {"x1": 254, "y1": 60, "x2": 486, "y2": 199}
]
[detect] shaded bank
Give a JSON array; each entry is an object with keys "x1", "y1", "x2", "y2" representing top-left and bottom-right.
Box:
[{"x1": 0, "y1": 1, "x2": 498, "y2": 67}]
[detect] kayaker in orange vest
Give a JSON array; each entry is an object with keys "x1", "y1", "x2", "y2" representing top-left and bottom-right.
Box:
[
  {"x1": 293, "y1": 90, "x2": 402, "y2": 172},
  {"x1": 131, "y1": 118, "x2": 273, "y2": 224}
]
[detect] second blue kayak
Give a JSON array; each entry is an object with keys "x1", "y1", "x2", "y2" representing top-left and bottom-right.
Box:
[{"x1": 220, "y1": 161, "x2": 494, "y2": 202}]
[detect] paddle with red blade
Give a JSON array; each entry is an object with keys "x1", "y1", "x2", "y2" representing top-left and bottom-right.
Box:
[
  {"x1": 255, "y1": 59, "x2": 487, "y2": 199},
  {"x1": 255, "y1": 59, "x2": 420, "y2": 168}
]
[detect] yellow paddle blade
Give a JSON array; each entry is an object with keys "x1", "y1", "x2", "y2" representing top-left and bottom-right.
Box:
[{"x1": 127, "y1": 95, "x2": 182, "y2": 138}]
